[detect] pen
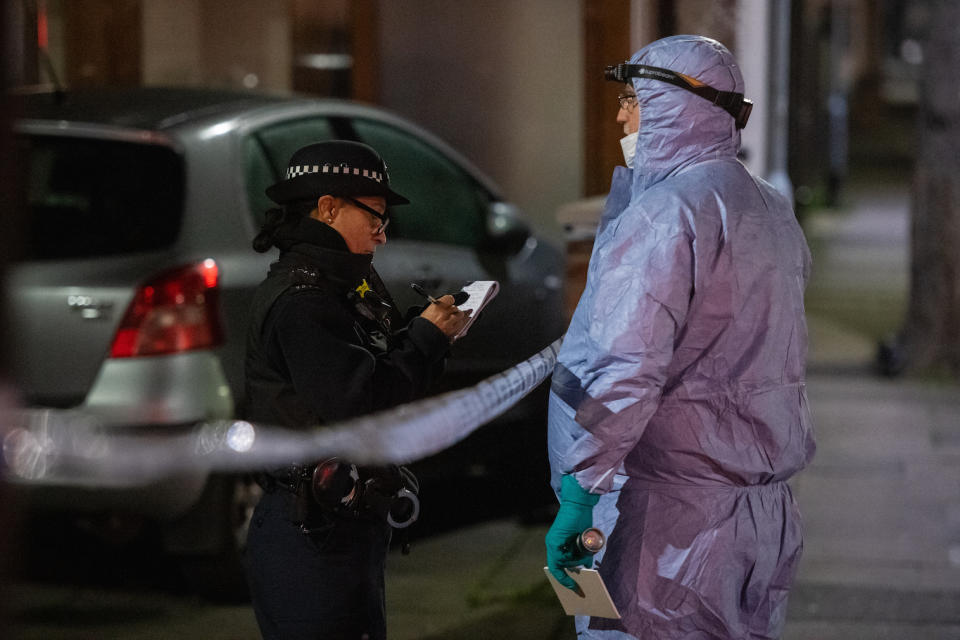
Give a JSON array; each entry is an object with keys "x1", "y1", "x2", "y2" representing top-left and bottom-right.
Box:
[{"x1": 410, "y1": 282, "x2": 439, "y2": 304}]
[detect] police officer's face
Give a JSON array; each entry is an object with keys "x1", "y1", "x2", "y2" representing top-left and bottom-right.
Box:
[{"x1": 316, "y1": 195, "x2": 389, "y2": 254}]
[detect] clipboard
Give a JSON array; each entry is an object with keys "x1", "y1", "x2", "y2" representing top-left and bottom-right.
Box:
[{"x1": 543, "y1": 566, "x2": 621, "y2": 619}]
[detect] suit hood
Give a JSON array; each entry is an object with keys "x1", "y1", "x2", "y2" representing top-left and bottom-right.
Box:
[{"x1": 629, "y1": 35, "x2": 745, "y2": 192}]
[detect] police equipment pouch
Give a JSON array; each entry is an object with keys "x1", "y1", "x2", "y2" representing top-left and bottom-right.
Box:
[
  {"x1": 311, "y1": 458, "x2": 361, "y2": 509},
  {"x1": 308, "y1": 458, "x2": 420, "y2": 528},
  {"x1": 604, "y1": 62, "x2": 753, "y2": 129}
]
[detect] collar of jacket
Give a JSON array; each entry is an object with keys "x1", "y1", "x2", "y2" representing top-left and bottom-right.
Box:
[{"x1": 271, "y1": 215, "x2": 373, "y2": 290}]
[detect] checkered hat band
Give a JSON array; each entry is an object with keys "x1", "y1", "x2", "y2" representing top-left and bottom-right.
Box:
[{"x1": 285, "y1": 164, "x2": 385, "y2": 183}]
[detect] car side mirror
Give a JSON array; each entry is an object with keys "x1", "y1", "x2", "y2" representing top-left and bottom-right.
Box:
[{"x1": 482, "y1": 201, "x2": 530, "y2": 255}]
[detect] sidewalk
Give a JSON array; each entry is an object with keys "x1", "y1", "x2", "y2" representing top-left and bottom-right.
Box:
[
  {"x1": 783, "y1": 179, "x2": 960, "y2": 639},
  {"x1": 385, "y1": 179, "x2": 960, "y2": 639}
]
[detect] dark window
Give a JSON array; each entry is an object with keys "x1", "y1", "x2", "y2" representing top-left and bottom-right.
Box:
[
  {"x1": 352, "y1": 119, "x2": 488, "y2": 247},
  {"x1": 245, "y1": 118, "x2": 337, "y2": 227},
  {"x1": 256, "y1": 117, "x2": 337, "y2": 175},
  {"x1": 244, "y1": 137, "x2": 279, "y2": 229},
  {"x1": 20, "y1": 135, "x2": 184, "y2": 260}
]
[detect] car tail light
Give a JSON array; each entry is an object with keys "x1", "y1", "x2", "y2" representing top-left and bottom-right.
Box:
[{"x1": 110, "y1": 259, "x2": 224, "y2": 358}]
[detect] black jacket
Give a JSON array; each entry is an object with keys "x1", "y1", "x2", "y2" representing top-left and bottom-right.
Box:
[{"x1": 243, "y1": 216, "x2": 449, "y2": 429}]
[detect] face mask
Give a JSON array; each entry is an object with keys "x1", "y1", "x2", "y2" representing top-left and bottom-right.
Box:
[{"x1": 620, "y1": 131, "x2": 638, "y2": 168}]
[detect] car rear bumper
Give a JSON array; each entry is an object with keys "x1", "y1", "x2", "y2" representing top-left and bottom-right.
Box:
[{"x1": 3, "y1": 351, "x2": 234, "y2": 519}]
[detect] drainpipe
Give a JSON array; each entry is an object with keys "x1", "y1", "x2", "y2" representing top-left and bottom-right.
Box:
[{"x1": 766, "y1": 0, "x2": 794, "y2": 207}]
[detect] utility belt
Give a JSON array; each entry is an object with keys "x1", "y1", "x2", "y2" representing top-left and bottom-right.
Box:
[{"x1": 258, "y1": 459, "x2": 420, "y2": 530}]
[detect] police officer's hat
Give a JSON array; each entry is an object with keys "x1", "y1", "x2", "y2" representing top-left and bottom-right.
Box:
[{"x1": 266, "y1": 140, "x2": 409, "y2": 206}]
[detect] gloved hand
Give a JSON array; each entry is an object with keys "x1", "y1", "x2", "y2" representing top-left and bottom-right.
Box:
[{"x1": 545, "y1": 474, "x2": 600, "y2": 590}]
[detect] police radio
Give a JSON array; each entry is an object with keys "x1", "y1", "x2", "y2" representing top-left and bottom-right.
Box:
[{"x1": 310, "y1": 458, "x2": 420, "y2": 529}]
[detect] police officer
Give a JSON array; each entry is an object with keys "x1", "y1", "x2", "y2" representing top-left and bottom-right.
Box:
[{"x1": 243, "y1": 140, "x2": 469, "y2": 639}]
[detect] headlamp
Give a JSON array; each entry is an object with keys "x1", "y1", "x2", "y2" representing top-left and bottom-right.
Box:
[{"x1": 605, "y1": 62, "x2": 753, "y2": 129}]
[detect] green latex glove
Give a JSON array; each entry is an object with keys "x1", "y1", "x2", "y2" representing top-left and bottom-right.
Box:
[{"x1": 545, "y1": 474, "x2": 600, "y2": 589}]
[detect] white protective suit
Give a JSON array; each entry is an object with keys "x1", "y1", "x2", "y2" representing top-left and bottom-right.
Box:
[{"x1": 547, "y1": 35, "x2": 816, "y2": 639}]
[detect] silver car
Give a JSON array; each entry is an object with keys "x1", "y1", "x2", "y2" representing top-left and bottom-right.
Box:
[{"x1": 7, "y1": 87, "x2": 564, "y2": 598}]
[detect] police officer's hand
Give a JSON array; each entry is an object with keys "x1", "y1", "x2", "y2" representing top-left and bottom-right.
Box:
[{"x1": 420, "y1": 295, "x2": 471, "y2": 340}]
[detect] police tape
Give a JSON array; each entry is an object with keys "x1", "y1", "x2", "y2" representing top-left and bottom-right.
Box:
[{"x1": 1, "y1": 338, "x2": 562, "y2": 486}]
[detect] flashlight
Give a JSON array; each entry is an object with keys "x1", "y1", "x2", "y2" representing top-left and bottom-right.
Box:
[{"x1": 563, "y1": 527, "x2": 606, "y2": 556}]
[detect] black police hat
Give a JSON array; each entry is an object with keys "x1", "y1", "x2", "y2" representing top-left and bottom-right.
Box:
[{"x1": 266, "y1": 140, "x2": 410, "y2": 206}]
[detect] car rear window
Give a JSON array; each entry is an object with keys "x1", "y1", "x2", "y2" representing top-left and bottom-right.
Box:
[{"x1": 19, "y1": 135, "x2": 185, "y2": 260}]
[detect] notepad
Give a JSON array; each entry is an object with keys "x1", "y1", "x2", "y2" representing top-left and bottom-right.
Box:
[{"x1": 454, "y1": 280, "x2": 499, "y2": 339}]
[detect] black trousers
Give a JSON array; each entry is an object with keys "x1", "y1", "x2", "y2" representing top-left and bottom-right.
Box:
[{"x1": 246, "y1": 490, "x2": 392, "y2": 640}]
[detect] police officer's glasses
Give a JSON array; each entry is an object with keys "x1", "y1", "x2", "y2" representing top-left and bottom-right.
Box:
[
  {"x1": 344, "y1": 196, "x2": 390, "y2": 234},
  {"x1": 617, "y1": 93, "x2": 638, "y2": 110}
]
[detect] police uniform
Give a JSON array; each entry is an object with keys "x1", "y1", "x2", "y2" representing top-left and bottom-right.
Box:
[{"x1": 243, "y1": 142, "x2": 448, "y2": 640}]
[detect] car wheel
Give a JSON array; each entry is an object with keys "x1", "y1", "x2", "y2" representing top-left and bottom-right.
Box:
[{"x1": 165, "y1": 473, "x2": 263, "y2": 603}]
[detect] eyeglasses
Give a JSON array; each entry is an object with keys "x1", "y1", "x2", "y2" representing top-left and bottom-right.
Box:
[
  {"x1": 617, "y1": 93, "x2": 638, "y2": 110},
  {"x1": 606, "y1": 62, "x2": 752, "y2": 128},
  {"x1": 343, "y1": 196, "x2": 390, "y2": 234}
]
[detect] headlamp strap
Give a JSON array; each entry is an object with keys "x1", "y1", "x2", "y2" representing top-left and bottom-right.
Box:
[{"x1": 608, "y1": 63, "x2": 752, "y2": 128}]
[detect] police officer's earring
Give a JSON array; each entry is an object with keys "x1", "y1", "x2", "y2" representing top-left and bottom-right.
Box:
[{"x1": 317, "y1": 196, "x2": 335, "y2": 224}]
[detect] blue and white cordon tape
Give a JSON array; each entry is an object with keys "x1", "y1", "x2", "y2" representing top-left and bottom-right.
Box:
[{"x1": 1, "y1": 338, "x2": 562, "y2": 486}]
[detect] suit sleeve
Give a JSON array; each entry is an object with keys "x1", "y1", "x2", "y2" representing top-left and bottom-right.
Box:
[{"x1": 563, "y1": 207, "x2": 694, "y2": 493}]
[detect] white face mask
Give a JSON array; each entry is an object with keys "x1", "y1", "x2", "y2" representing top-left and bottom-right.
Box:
[{"x1": 620, "y1": 131, "x2": 638, "y2": 168}]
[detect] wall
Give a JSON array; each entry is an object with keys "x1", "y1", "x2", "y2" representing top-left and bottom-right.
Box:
[
  {"x1": 199, "y1": 0, "x2": 290, "y2": 90},
  {"x1": 378, "y1": 0, "x2": 583, "y2": 243},
  {"x1": 142, "y1": 0, "x2": 291, "y2": 90},
  {"x1": 62, "y1": 0, "x2": 141, "y2": 87},
  {"x1": 142, "y1": 0, "x2": 202, "y2": 85}
]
